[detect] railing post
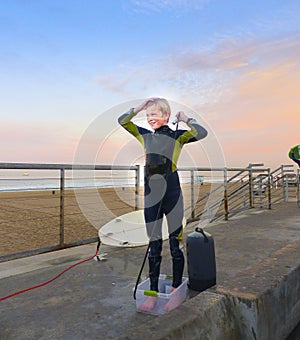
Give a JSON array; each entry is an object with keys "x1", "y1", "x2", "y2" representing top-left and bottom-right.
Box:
[
  {"x1": 280, "y1": 165, "x2": 285, "y2": 202},
  {"x1": 267, "y1": 168, "x2": 272, "y2": 209},
  {"x1": 224, "y1": 168, "x2": 229, "y2": 220},
  {"x1": 191, "y1": 170, "x2": 195, "y2": 219},
  {"x1": 249, "y1": 168, "x2": 254, "y2": 208},
  {"x1": 135, "y1": 165, "x2": 140, "y2": 210},
  {"x1": 284, "y1": 169, "x2": 289, "y2": 202},
  {"x1": 60, "y1": 168, "x2": 65, "y2": 247},
  {"x1": 297, "y1": 168, "x2": 300, "y2": 205}
]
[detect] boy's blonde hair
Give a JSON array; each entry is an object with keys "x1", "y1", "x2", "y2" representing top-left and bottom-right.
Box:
[{"x1": 148, "y1": 98, "x2": 171, "y2": 116}]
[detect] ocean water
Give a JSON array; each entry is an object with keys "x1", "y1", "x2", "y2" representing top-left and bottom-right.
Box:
[
  {"x1": 0, "y1": 169, "x2": 137, "y2": 192},
  {"x1": 0, "y1": 177, "x2": 138, "y2": 192},
  {"x1": 0, "y1": 169, "x2": 224, "y2": 192}
]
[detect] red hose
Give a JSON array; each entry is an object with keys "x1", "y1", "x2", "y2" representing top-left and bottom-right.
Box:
[{"x1": 0, "y1": 241, "x2": 100, "y2": 302}]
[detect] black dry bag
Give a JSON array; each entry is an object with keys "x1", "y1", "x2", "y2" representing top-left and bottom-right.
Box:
[{"x1": 186, "y1": 227, "x2": 216, "y2": 291}]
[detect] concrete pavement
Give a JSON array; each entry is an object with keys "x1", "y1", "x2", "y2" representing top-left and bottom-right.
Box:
[{"x1": 0, "y1": 202, "x2": 299, "y2": 339}]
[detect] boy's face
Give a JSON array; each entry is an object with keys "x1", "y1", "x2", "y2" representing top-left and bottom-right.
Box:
[{"x1": 146, "y1": 104, "x2": 170, "y2": 130}]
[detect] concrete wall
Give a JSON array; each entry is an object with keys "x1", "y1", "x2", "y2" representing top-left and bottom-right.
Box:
[{"x1": 122, "y1": 240, "x2": 300, "y2": 340}]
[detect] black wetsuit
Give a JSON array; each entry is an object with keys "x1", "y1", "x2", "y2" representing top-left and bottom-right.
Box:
[{"x1": 118, "y1": 109, "x2": 207, "y2": 291}]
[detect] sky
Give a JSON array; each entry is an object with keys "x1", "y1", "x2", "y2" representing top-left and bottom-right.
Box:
[{"x1": 0, "y1": 0, "x2": 299, "y2": 170}]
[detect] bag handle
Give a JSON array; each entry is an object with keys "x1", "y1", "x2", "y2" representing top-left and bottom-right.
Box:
[{"x1": 195, "y1": 227, "x2": 209, "y2": 243}]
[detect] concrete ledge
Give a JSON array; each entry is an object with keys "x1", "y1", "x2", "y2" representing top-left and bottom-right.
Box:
[
  {"x1": 121, "y1": 292, "x2": 238, "y2": 340},
  {"x1": 216, "y1": 240, "x2": 300, "y2": 340},
  {"x1": 121, "y1": 240, "x2": 300, "y2": 340}
]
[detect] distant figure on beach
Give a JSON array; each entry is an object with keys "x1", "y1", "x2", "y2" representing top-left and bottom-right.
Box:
[
  {"x1": 118, "y1": 98, "x2": 207, "y2": 311},
  {"x1": 288, "y1": 144, "x2": 300, "y2": 168}
]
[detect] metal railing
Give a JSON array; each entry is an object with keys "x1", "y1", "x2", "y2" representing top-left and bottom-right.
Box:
[
  {"x1": 0, "y1": 162, "x2": 298, "y2": 261},
  {"x1": 0, "y1": 163, "x2": 140, "y2": 261},
  {"x1": 183, "y1": 163, "x2": 299, "y2": 223}
]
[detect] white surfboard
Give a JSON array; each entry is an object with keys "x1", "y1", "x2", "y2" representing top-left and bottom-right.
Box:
[{"x1": 99, "y1": 210, "x2": 186, "y2": 247}]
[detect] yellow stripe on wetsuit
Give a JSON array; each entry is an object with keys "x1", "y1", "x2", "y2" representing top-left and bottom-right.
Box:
[
  {"x1": 119, "y1": 109, "x2": 145, "y2": 147},
  {"x1": 171, "y1": 119, "x2": 200, "y2": 172}
]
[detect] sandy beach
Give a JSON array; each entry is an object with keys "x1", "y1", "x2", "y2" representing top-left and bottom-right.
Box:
[
  {"x1": 0, "y1": 183, "x2": 215, "y2": 257},
  {"x1": 1, "y1": 180, "x2": 281, "y2": 258},
  {"x1": 0, "y1": 187, "x2": 135, "y2": 256}
]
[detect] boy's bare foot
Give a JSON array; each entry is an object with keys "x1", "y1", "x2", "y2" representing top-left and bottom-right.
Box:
[
  {"x1": 140, "y1": 296, "x2": 157, "y2": 312},
  {"x1": 164, "y1": 287, "x2": 181, "y2": 312}
]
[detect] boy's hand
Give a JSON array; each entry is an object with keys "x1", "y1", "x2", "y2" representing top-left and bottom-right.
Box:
[
  {"x1": 176, "y1": 111, "x2": 189, "y2": 123},
  {"x1": 133, "y1": 98, "x2": 159, "y2": 114}
]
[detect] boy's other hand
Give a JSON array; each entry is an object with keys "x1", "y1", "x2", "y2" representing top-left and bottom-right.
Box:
[{"x1": 175, "y1": 111, "x2": 188, "y2": 123}]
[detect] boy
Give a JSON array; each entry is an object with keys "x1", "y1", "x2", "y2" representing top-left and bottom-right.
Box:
[{"x1": 118, "y1": 98, "x2": 207, "y2": 311}]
